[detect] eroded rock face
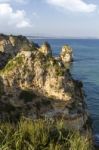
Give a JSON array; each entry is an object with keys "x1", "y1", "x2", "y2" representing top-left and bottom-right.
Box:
[
  {"x1": 60, "y1": 45, "x2": 73, "y2": 63},
  {"x1": 0, "y1": 77, "x2": 4, "y2": 98},
  {"x1": 0, "y1": 35, "x2": 89, "y2": 131}
]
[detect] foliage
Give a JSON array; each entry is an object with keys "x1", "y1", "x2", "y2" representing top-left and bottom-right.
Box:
[
  {"x1": 0, "y1": 118, "x2": 92, "y2": 150},
  {"x1": 0, "y1": 55, "x2": 24, "y2": 74}
]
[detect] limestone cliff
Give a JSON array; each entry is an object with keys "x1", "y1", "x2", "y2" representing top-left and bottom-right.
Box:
[{"x1": 0, "y1": 35, "x2": 89, "y2": 130}]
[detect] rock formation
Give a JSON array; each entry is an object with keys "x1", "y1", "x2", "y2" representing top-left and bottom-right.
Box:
[
  {"x1": 39, "y1": 42, "x2": 52, "y2": 56},
  {"x1": 60, "y1": 45, "x2": 73, "y2": 63},
  {"x1": 0, "y1": 34, "x2": 32, "y2": 69},
  {"x1": 0, "y1": 35, "x2": 89, "y2": 131}
]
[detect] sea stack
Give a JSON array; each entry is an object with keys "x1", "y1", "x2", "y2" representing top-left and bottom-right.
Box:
[{"x1": 60, "y1": 45, "x2": 73, "y2": 63}]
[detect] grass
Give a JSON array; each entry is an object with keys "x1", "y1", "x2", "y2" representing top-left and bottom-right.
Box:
[{"x1": 0, "y1": 117, "x2": 92, "y2": 150}]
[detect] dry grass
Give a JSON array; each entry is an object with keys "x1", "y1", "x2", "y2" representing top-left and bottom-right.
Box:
[{"x1": 0, "y1": 117, "x2": 92, "y2": 150}]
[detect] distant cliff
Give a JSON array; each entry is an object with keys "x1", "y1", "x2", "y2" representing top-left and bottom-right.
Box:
[{"x1": 0, "y1": 34, "x2": 89, "y2": 131}]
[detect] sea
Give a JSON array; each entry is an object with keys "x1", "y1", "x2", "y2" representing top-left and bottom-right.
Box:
[{"x1": 32, "y1": 38, "x2": 99, "y2": 134}]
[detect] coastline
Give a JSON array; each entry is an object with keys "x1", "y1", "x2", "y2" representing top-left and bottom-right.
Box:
[{"x1": 0, "y1": 34, "x2": 94, "y2": 149}]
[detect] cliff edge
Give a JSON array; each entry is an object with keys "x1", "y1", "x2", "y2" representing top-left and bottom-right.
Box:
[{"x1": 0, "y1": 35, "x2": 89, "y2": 131}]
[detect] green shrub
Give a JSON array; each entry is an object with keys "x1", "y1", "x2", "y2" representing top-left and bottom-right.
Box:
[
  {"x1": 55, "y1": 64, "x2": 64, "y2": 76},
  {"x1": 1, "y1": 55, "x2": 24, "y2": 74}
]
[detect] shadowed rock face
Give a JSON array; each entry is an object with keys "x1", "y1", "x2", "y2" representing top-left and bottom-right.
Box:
[
  {"x1": 60, "y1": 45, "x2": 73, "y2": 63},
  {"x1": 0, "y1": 77, "x2": 4, "y2": 98},
  {"x1": 0, "y1": 35, "x2": 89, "y2": 131}
]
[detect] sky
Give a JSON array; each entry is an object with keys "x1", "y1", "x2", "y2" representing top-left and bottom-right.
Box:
[{"x1": 0, "y1": 0, "x2": 99, "y2": 38}]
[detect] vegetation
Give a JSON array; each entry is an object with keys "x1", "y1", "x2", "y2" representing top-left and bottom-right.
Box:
[
  {"x1": 54, "y1": 62, "x2": 65, "y2": 76},
  {"x1": 0, "y1": 55, "x2": 24, "y2": 74},
  {"x1": 0, "y1": 118, "x2": 92, "y2": 150},
  {"x1": 55, "y1": 66, "x2": 64, "y2": 76},
  {"x1": 38, "y1": 53, "x2": 65, "y2": 77}
]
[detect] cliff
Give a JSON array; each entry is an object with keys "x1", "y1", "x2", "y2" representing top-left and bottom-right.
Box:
[
  {"x1": 0, "y1": 34, "x2": 32, "y2": 69},
  {"x1": 0, "y1": 35, "x2": 89, "y2": 131}
]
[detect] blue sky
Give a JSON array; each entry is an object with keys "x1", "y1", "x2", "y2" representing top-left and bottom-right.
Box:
[{"x1": 0, "y1": 0, "x2": 99, "y2": 37}]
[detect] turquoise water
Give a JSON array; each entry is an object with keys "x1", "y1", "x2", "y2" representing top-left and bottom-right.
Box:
[{"x1": 33, "y1": 38, "x2": 99, "y2": 134}]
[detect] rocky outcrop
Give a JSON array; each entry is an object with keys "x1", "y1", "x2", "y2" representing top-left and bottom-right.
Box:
[
  {"x1": 0, "y1": 34, "x2": 32, "y2": 54},
  {"x1": 60, "y1": 45, "x2": 73, "y2": 63},
  {"x1": 39, "y1": 42, "x2": 52, "y2": 56},
  {"x1": 0, "y1": 35, "x2": 89, "y2": 131},
  {"x1": 0, "y1": 34, "x2": 33, "y2": 69}
]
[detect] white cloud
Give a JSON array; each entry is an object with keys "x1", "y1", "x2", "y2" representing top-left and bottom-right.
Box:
[
  {"x1": 0, "y1": 3, "x2": 31, "y2": 29},
  {"x1": 46, "y1": 0, "x2": 97, "y2": 13},
  {"x1": 16, "y1": 20, "x2": 31, "y2": 28}
]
